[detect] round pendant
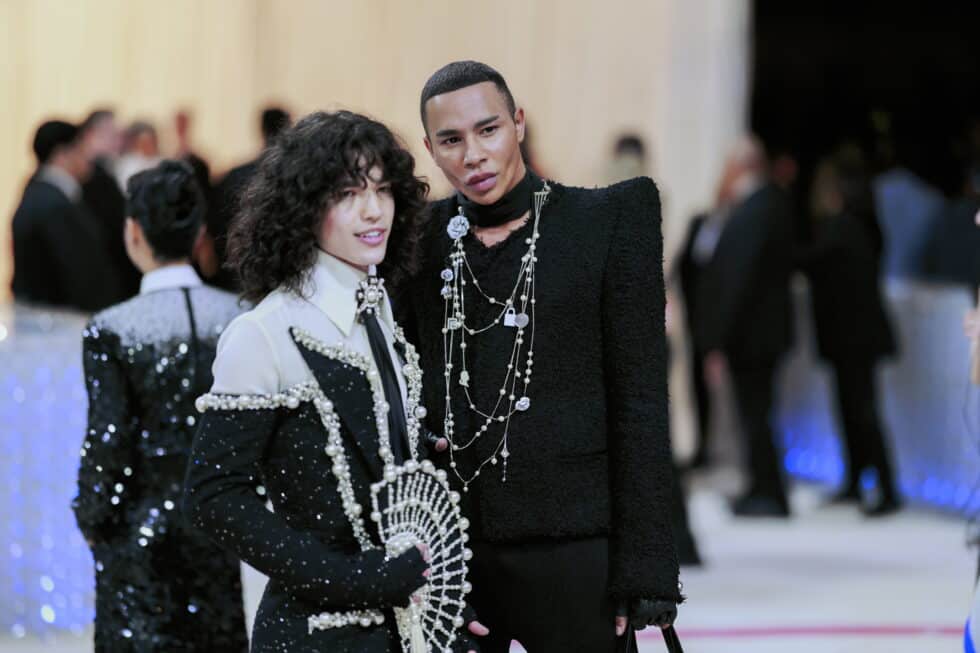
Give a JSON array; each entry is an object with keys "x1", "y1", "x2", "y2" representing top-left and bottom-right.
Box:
[
  {"x1": 441, "y1": 268, "x2": 455, "y2": 282},
  {"x1": 514, "y1": 313, "x2": 530, "y2": 328},
  {"x1": 515, "y1": 396, "x2": 531, "y2": 411},
  {"x1": 447, "y1": 214, "x2": 470, "y2": 240}
]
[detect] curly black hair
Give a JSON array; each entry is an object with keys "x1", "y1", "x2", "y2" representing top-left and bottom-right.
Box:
[
  {"x1": 126, "y1": 159, "x2": 205, "y2": 261},
  {"x1": 227, "y1": 110, "x2": 429, "y2": 304}
]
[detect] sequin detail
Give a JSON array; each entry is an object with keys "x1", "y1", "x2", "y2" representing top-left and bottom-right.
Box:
[{"x1": 72, "y1": 285, "x2": 248, "y2": 651}]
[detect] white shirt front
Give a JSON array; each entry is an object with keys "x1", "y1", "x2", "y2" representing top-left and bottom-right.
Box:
[{"x1": 210, "y1": 250, "x2": 408, "y2": 411}]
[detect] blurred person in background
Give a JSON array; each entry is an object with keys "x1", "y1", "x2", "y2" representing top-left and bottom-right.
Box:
[
  {"x1": 800, "y1": 146, "x2": 902, "y2": 516},
  {"x1": 923, "y1": 161, "x2": 980, "y2": 296},
  {"x1": 673, "y1": 164, "x2": 743, "y2": 472},
  {"x1": 175, "y1": 109, "x2": 212, "y2": 203},
  {"x1": 115, "y1": 120, "x2": 161, "y2": 188},
  {"x1": 964, "y1": 206, "x2": 979, "y2": 652},
  {"x1": 605, "y1": 133, "x2": 648, "y2": 185},
  {"x1": 72, "y1": 160, "x2": 247, "y2": 652},
  {"x1": 11, "y1": 119, "x2": 120, "y2": 311},
  {"x1": 872, "y1": 130, "x2": 945, "y2": 280},
  {"x1": 205, "y1": 106, "x2": 292, "y2": 291},
  {"x1": 80, "y1": 109, "x2": 142, "y2": 301},
  {"x1": 695, "y1": 135, "x2": 796, "y2": 518},
  {"x1": 966, "y1": 207, "x2": 980, "y2": 385}
]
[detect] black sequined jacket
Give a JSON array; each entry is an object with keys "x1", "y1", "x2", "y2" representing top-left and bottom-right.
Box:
[
  {"x1": 72, "y1": 283, "x2": 248, "y2": 652},
  {"x1": 403, "y1": 176, "x2": 683, "y2": 604},
  {"x1": 183, "y1": 329, "x2": 428, "y2": 653}
]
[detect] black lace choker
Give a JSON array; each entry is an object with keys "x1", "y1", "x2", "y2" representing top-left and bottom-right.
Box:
[{"x1": 456, "y1": 170, "x2": 540, "y2": 228}]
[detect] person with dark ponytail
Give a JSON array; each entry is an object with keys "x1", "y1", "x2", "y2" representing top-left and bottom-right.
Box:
[{"x1": 72, "y1": 160, "x2": 248, "y2": 652}]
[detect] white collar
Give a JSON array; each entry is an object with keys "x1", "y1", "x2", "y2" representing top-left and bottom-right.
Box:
[
  {"x1": 139, "y1": 263, "x2": 203, "y2": 295},
  {"x1": 306, "y1": 249, "x2": 394, "y2": 337},
  {"x1": 38, "y1": 165, "x2": 82, "y2": 203}
]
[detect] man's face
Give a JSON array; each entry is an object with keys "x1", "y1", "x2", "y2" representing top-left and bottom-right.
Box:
[
  {"x1": 63, "y1": 142, "x2": 93, "y2": 182},
  {"x1": 424, "y1": 81, "x2": 526, "y2": 205},
  {"x1": 87, "y1": 117, "x2": 123, "y2": 159}
]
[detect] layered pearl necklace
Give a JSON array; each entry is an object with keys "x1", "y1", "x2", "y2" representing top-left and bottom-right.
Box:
[{"x1": 441, "y1": 181, "x2": 550, "y2": 491}]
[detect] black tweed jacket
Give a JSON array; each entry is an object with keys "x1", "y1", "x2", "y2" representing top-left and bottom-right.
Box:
[{"x1": 402, "y1": 177, "x2": 682, "y2": 603}]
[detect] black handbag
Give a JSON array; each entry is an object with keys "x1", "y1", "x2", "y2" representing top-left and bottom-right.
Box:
[{"x1": 617, "y1": 626, "x2": 684, "y2": 653}]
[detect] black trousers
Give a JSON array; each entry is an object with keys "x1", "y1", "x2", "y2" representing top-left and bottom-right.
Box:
[
  {"x1": 689, "y1": 350, "x2": 712, "y2": 463},
  {"x1": 468, "y1": 536, "x2": 628, "y2": 653},
  {"x1": 730, "y1": 364, "x2": 787, "y2": 503},
  {"x1": 830, "y1": 359, "x2": 898, "y2": 499}
]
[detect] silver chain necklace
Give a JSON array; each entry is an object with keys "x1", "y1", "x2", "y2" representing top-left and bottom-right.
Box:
[{"x1": 440, "y1": 182, "x2": 550, "y2": 491}]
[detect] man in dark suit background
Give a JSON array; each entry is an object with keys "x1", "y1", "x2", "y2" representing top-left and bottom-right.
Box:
[
  {"x1": 696, "y1": 136, "x2": 796, "y2": 517},
  {"x1": 204, "y1": 107, "x2": 291, "y2": 291},
  {"x1": 79, "y1": 109, "x2": 142, "y2": 301},
  {"x1": 11, "y1": 120, "x2": 121, "y2": 311},
  {"x1": 675, "y1": 213, "x2": 713, "y2": 470}
]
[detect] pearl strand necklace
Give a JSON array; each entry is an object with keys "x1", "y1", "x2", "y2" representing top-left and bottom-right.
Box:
[{"x1": 440, "y1": 182, "x2": 550, "y2": 491}]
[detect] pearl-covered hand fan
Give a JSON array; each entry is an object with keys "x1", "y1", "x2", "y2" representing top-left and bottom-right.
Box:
[{"x1": 370, "y1": 459, "x2": 472, "y2": 653}]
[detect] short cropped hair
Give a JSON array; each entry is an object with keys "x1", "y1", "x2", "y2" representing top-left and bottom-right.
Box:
[{"x1": 419, "y1": 60, "x2": 516, "y2": 131}]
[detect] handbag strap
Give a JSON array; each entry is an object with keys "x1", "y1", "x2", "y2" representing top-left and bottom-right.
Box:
[{"x1": 662, "y1": 625, "x2": 684, "y2": 653}]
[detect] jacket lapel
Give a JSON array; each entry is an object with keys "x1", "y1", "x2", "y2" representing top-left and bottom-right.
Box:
[{"x1": 289, "y1": 328, "x2": 383, "y2": 480}]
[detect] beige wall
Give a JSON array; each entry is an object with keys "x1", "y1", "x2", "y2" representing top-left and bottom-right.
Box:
[{"x1": 0, "y1": 0, "x2": 749, "y2": 301}]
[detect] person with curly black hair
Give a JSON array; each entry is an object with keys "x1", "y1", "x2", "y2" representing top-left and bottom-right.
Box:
[
  {"x1": 184, "y1": 111, "x2": 485, "y2": 652},
  {"x1": 72, "y1": 159, "x2": 248, "y2": 652}
]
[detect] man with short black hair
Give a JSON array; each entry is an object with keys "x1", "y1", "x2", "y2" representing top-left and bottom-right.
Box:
[
  {"x1": 405, "y1": 61, "x2": 682, "y2": 652},
  {"x1": 80, "y1": 108, "x2": 142, "y2": 301},
  {"x1": 12, "y1": 120, "x2": 120, "y2": 311}
]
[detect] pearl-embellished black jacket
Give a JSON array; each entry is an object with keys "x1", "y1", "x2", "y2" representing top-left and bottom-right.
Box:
[
  {"x1": 183, "y1": 329, "x2": 428, "y2": 653},
  {"x1": 403, "y1": 176, "x2": 682, "y2": 604}
]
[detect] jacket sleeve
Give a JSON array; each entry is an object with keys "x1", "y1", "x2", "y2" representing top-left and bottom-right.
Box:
[
  {"x1": 72, "y1": 321, "x2": 136, "y2": 544},
  {"x1": 601, "y1": 177, "x2": 682, "y2": 603},
  {"x1": 183, "y1": 317, "x2": 426, "y2": 609}
]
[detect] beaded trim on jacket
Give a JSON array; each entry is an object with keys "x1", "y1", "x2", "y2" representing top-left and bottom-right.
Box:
[{"x1": 195, "y1": 327, "x2": 428, "y2": 632}]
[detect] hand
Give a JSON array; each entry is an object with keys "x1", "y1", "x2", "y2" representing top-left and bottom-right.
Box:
[
  {"x1": 414, "y1": 543, "x2": 432, "y2": 583},
  {"x1": 615, "y1": 599, "x2": 678, "y2": 635},
  {"x1": 423, "y1": 430, "x2": 450, "y2": 454},
  {"x1": 452, "y1": 603, "x2": 489, "y2": 653},
  {"x1": 704, "y1": 350, "x2": 727, "y2": 388}
]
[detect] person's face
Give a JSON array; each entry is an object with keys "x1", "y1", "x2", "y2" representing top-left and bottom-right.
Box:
[
  {"x1": 133, "y1": 131, "x2": 159, "y2": 157},
  {"x1": 316, "y1": 165, "x2": 395, "y2": 271},
  {"x1": 423, "y1": 81, "x2": 526, "y2": 205},
  {"x1": 61, "y1": 142, "x2": 93, "y2": 182},
  {"x1": 86, "y1": 118, "x2": 123, "y2": 159}
]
